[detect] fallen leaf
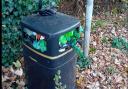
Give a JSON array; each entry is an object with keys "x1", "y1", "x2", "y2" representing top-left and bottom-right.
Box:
[
  {"x1": 2, "y1": 75, "x2": 9, "y2": 82},
  {"x1": 14, "y1": 68, "x2": 23, "y2": 76},
  {"x1": 13, "y1": 60, "x2": 21, "y2": 68}
]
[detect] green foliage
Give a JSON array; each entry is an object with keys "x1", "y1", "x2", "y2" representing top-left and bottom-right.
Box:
[
  {"x1": 72, "y1": 40, "x2": 92, "y2": 69},
  {"x1": 59, "y1": 26, "x2": 91, "y2": 69},
  {"x1": 89, "y1": 47, "x2": 96, "y2": 53},
  {"x1": 59, "y1": 26, "x2": 84, "y2": 46},
  {"x1": 106, "y1": 66, "x2": 116, "y2": 74},
  {"x1": 111, "y1": 8, "x2": 118, "y2": 15},
  {"x1": 77, "y1": 55, "x2": 92, "y2": 69},
  {"x1": 13, "y1": 60, "x2": 21, "y2": 68},
  {"x1": 54, "y1": 70, "x2": 66, "y2": 89},
  {"x1": 75, "y1": 45, "x2": 92, "y2": 69},
  {"x1": 33, "y1": 40, "x2": 47, "y2": 52},
  {"x1": 101, "y1": 36, "x2": 109, "y2": 44},
  {"x1": 92, "y1": 20, "x2": 107, "y2": 32},
  {"x1": 2, "y1": 0, "x2": 60, "y2": 67},
  {"x1": 112, "y1": 37, "x2": 128, "y2": 51},
  {"x1": 70, "y1": 31, "x2": 92, "y2": 69},
  {"x1": 59, "y1": 30, "x2": 79, "y2": 46},
  {"x1": 59, "y1": 35, "x2": 67, "y2": 45}
]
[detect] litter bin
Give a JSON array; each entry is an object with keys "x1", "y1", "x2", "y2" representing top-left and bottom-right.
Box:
[{"x1": 21, "y1": 10, "x2": 80, "y2": 89}]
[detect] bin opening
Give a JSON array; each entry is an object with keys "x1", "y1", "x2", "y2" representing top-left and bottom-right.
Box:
[
  {"x1": 23, "y1": 28, "x2": 47, "y2": 53},
  {"x1": 59, "y1": 26, "x2": 83, "y2": 53}
]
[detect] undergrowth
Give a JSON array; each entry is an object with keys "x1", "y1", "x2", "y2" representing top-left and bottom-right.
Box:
[{"x1": 112, "y1": 37, "x2": 128, "y2": 52}]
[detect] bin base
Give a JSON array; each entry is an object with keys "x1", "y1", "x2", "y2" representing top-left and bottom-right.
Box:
[{"x1": 23, "y1": 47, "x2": 77, "y2": 89}]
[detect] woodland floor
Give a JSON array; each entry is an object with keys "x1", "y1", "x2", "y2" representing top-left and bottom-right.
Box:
[
  {"x1": 2, "y1": 12, "x2": 128, "y2": 89},
  {"x1": 76, "y1": 12, "x2": 128, "y2": 89}
]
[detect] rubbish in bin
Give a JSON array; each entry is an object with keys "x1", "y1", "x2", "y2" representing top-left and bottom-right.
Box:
[
  {"x1": 23, "y1": 28, "x2": 47, "y2": 53},
  {"x1": 40, "y1": 36, "x2": 45, "y2": 40},
  {"x1": 24, "y1": 28, "x2": 33, "y2": 36},
  {"x1": 33, "y1": 32, "x2": 36, "y2": 35},
  {"x1": 59, "y1": 48, "x2": 66, "y2": 52},
  {"x1": 36, "y1": 34, "x2": 41, "y2": 40}
]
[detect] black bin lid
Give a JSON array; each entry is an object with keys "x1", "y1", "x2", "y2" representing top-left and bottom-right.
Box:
[{"x1": 21, "y1": 12, "x2": 80, "y2": 37}]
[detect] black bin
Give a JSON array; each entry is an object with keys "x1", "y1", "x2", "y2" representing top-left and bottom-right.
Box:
[{"x1": 21, "y1": 11, "x2": 80, "y2": 89}]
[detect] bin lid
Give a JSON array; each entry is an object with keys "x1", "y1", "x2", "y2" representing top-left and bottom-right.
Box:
[{"x1": 21, "y1": 12, "x2": 80, "y2": 37}]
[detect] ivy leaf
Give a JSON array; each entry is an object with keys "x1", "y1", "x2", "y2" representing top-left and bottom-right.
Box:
[
  {"x1": 28, "y1": 5, "x2": 33, "y2": 10},
  {"x1": 39, "y1": 40, "x2": 47, "y2": 52},
  {"x1": 79, "y1": 26, "x2": 84, "y2": 32},
  {"x1": 2, "y1": 0, "x2": 61, "y2": 67},
  {"x1": 13, "y1": 60, "x2": 21, "y2": 68},
  {"x1": 14, "y1": 12, "x2": 18, "y2": 16},
  {"x1": 33, "y1": 41, "x2": 40, "y2": 49},
  {"x1": 59, "y1": 35, "x2": 67, "y2": 45}
]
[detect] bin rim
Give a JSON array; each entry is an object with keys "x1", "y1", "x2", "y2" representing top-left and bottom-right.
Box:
[{"x1": 23, "y1": 43, "x2": 73, "y2": 60}]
